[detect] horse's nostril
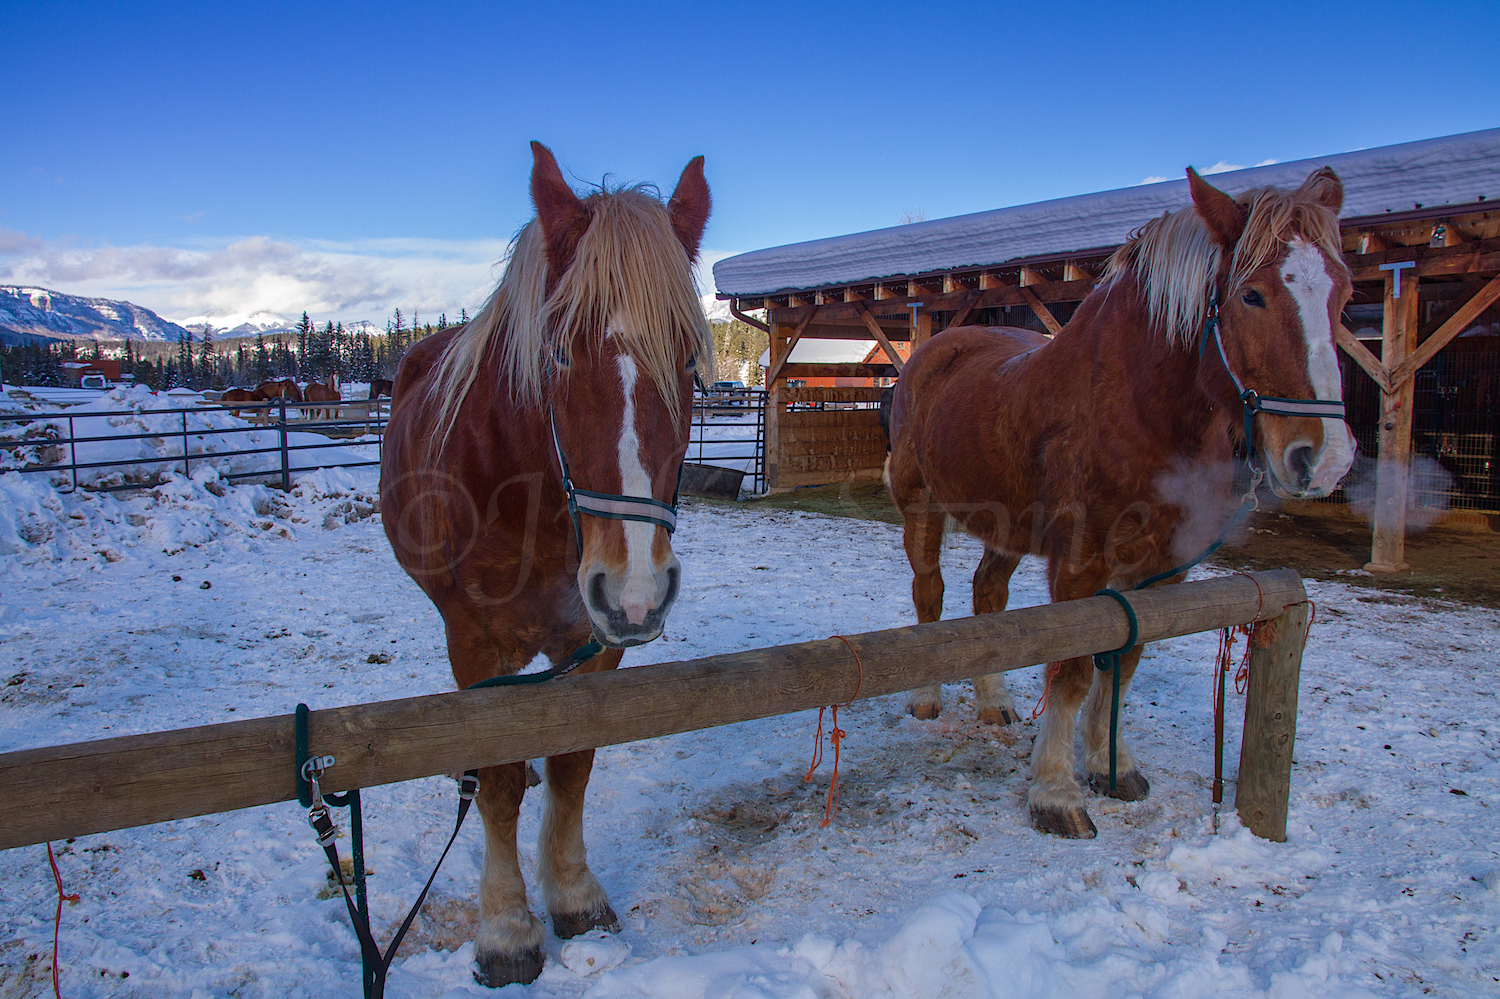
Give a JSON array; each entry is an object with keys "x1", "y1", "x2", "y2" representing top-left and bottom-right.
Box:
[
  {"x1": 587, "y1": 572, "x2": 609, "y2": 613},
  {"x1": 1286, "y1": 445, "x2": 1315, "y2": 489}
]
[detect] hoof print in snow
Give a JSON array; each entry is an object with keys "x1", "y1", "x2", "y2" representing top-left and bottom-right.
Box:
[
  {"x1": 199, "y1": 580, "x2": 211, "y2": 589},
  {"x1": 1088, "y1": 769, "x2": 1150, "y2": 801},
  {"x1": 366, "y1": 653, "x2": 391, "y2": 664},
  {"x1": 473, "y1": 946, "x2": 544, "y2": 988},
  {"x1": 1031, "y1": 805, "x2": 1098, "y2": 839},
  {"x1": 553, "y1": 904, "x2": 620, "y2": 939},
  {"x1": 171, "y1": 575, "x2": 181, "y2": 582}
]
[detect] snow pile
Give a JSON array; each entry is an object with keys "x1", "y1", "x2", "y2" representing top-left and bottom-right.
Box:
[{"x1": 0, "y1": 463, "x2": 379, "y2": 564}]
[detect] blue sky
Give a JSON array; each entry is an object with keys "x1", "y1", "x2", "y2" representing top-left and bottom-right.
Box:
[{"x1": 2, "y1": 0, "x2": 1495, "y2": 326}]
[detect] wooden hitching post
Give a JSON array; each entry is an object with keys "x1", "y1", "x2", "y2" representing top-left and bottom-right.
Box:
[
  {"x1": 1235, "y1": 600, "x2": 1311, "y2": 842},
  {"x1": 1366, "y1": 268, "x2": 1419, "y2": 573}
]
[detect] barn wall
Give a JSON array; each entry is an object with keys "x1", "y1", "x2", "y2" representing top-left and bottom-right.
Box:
[{"x1": 769, "y1": 386, "x2": 887, "y2": 488}]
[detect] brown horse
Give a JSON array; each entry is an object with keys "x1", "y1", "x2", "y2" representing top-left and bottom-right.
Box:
[
  {"x1": 380, "y1": 143, "x2": 710, "y2": 986},
  {"x1": 220, "y1": 386, "x2": 259, "y2": 418},
  {"x1": 887, "y1": 166, "x2": 1354, "y2": 839},
  {"x1": 255, "y1": 377, "x2": 303, "y2": 402},
  {"x1": 302, "y1": 374, "x2": 340, "y2": 421},
  {"x1": 368, "y1": 378, "x2": 393, "y2": 400}
]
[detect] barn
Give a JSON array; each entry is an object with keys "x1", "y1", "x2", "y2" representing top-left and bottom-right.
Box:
[{"x1": 714, "y1": 127, "x2": 1500, "y2": 572}]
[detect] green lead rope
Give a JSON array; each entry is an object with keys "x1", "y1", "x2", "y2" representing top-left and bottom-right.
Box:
[{"x1": 295, "y1": 638, "x2": 603, "y2": 998}]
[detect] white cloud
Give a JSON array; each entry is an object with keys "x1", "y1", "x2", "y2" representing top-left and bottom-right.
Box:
[
  {"x1": 1200, "y1": 160, "x2": 1243, "y2": 175},
  {"x1": 0, "y1": 229, "x2": 511, "y2": 327},
  {"x1": 1137, "y1": 175, "x2": 1171, "y2": 186}
]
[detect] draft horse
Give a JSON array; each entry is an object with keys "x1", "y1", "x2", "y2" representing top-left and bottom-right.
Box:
[
  {"x1": 380, "y1": 143, "x2": 711, "y2": 986},
  {"x1": 887, "y1": 166, "x2": 1355, "y2": 838}
]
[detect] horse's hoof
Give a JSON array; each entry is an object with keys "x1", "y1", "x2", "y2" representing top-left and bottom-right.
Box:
[
  {"x1": 907, "y1": 702, "x2": 941, "y2": 721},
  {"x1": 978, "y1": 706, "x2": 1020, "y2": 726},
  {"x1": 552, "y1": 903, "x2": 620, "y2": 939},
  {"x1": 1087, "y1": 769, "x2": 1150, "y2": 801},
  {"x1": 473, "y1": 946, "x2": 544, "y2": 988},
  {"x1": 1030, "y1": 805, "x2": 1098, "y2": 839}
]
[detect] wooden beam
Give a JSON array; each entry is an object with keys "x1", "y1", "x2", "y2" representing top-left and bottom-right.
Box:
[
  {"x1": 1019, "y1": 266, "x2": 1045, "y2": 287},
  {"x1": 776, "y1": 362, "x2": 899, "y2": 380},
  {"x1": 1063, "y1": 262, "x2": 1095, "y2": 283},
  {"x1": 854, "y1": 301, "x2": 906, "y2": 372},
  {"x1": 1366, "y1": 271, "x2": 1420, "y2": 573},
  {"x1": 1235, "y1": 601, "x2": 1310, "y2": 843},
  {"x1": 1387, "y1": 271, "x2": 1500, "y2": 388},
  {"x1": 1431, "y1": 223, "x2": 1466, "y2": 247},
  {"x1": 946, "y1": 291, "x2": 981, "y2": 329},
  {"x1": 1019, "y1": 286, "x2": 1064, "y2": 336},
  {"x1": 763, "y1": 305, "x2": 818, "y2": 387},
  {"x1": 0, "y1": 571, "x2": 1305, "y2": 850},
  {"x1": 1334, "y1": 324, "x2": 1391, "y2": 393},
  {"x1": 979, "y1": 271, "x2": 1005, "y2": 290},
  {"x1": 1357, "y1": 232, "x2": 1386, "y2": 255}
]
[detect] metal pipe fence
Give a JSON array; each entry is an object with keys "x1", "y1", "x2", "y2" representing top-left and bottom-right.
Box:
[
  {"x1": 0, "y1": 398, "x2": 388, "y2": 494},
  {"x1": 690, "y1": 386, "x2": 766, "y2": 494}
]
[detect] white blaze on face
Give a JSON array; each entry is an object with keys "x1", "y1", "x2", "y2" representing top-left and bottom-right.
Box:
[
  {"x1": 1281, "y1": 239, "x2": 1355, "y2": 492},
  {"x1": 615, "y1": 353, "x2": 660, "y2": 624}
]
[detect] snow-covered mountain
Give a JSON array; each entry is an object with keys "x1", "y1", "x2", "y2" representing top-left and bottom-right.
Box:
[
  {"x1": 174, "y1": 311, "x2": 299, "y2": 338},
  {"x1": 0, "y1": 286, "x2": 193, "y2": 345},
  {"x1": 701, "y1": 294, "x2": 732, "y2": 323}
]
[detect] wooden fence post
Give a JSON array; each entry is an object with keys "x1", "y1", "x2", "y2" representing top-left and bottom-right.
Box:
[
  {"x1": 1366, "y1": 269, "x2": 1419, "y2": 572},
  {"x1": 1235, "y1": 600, "x2": 1310, "y2": 841}
]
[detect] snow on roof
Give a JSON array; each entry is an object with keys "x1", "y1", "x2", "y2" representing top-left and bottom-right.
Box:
[{"x1": 714, "y1": 128, "x2": 1500, "y2": 298}]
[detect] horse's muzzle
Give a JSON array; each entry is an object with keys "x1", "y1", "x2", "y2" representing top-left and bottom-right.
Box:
[{"x1": 583, "y1": 561, "x2": 680, "y2": 647}]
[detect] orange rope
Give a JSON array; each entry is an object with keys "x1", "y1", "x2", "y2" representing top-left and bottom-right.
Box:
[
  {"x1": 1030, "y1": 662, "x2": 1063, "y2": 721},
  {"x1": 804, "y1": 636, "x2": 864, "y2": 827},
  {"x1": 47, "y1": 842, "x2": 79, "y2": 999}
]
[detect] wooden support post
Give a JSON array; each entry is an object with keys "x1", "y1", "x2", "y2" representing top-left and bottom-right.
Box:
[
  {"x1": 1366, "y1": 271, "x2": 1419, "y2": 573},
  {"x1": 763, "y1": 305, "x2": 817, "y2": 388},
  {"x1": 912, "y1": 310, "x2": 933, "y2": 351},
  {"x1": 765, "y1": 316, "x2": 796, "y2": 488},
  {"x1": 1235, "y1": 601, "x2": 1310, "y2": 842}
]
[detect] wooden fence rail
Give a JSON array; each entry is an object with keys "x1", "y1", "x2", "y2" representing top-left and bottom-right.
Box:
[{"x1": 0, "y1": 570, "x2": 1307, "y2": 851}]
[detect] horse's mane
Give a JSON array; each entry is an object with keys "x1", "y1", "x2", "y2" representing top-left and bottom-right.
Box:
[
  {"x1": 424, "y1": 184, "x2": 711, "y2": 452},
  {"x1": 1102, "y1": 171, "x2": 1346, "y2": 349}
]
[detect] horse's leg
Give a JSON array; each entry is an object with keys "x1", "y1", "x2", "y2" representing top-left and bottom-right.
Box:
[
  {"x1": 473, "y1": 761, "x2": 544, "y2": 986},
  {"x1": 1083, "y1": 643, "x2": 1150, "y2": 800},
  {"x1": 444, "y1": 620, "x2": 545, "y2": 987},
  {"x1": 901, "y1": 504, "x2": 948, "y2": 720},
  {"x1": 538, "y1": 646, "x2": 625, "y2": 939},
  {"x1": 970, "y1": 548, "x2": 1022, "y2": 725},
  {"x1": 1027, "y1": 563, "x2": 1111, "y2": 838}
]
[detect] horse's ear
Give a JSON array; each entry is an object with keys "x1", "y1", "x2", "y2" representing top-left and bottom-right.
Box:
[
  {"x1": 530, "y1": 141, "x2": 590, "y2": 272},
  {"x1": 668, "y1": 156, "x2": 711, "y2": 262},
  {"x1": 1187, "y1": 167, "x2": 1247, "y2": 250},
  {"x1": 1297, "y1": 166, "x2": 1344, "y2": 215}
]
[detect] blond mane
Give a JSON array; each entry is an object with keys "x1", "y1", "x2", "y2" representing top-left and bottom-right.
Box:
[
  {"x1": 1103, "y1": 173, "x2": 1346, "y2": 348},
  {"x1": 424, "y1": 185, "x2": 712, "y2": 454}
]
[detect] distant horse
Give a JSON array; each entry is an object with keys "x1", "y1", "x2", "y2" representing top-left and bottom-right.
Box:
[
  {"x1": 220, "y1": 387, "x2": 259, "y2": 418},
  {"x1": 368, "y1": 378, "x2": 393, "y2": 400},
  {"x1": 254, "y1": 378, "x2": 303, "y2": 403},
  {"x1": 302, "y1": 374, "x2": 341, "y2": 421},
  {"x1": 886, "y1": 166, "x2": 1354, "y2": 839},
  {"x1": 380, "y1": 143, "x2": 711, "y2": 986}
]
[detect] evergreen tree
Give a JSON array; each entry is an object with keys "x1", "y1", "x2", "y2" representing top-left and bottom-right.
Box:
[{"x1": 297, "y1": 311, "x2": 312, "y2": 364}]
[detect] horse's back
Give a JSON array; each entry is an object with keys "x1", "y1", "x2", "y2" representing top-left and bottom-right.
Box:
[{"x1": 891, "y1": 325, "x2": 1047, "y2": 442}]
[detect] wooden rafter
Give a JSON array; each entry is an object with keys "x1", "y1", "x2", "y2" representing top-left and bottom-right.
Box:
[
  {"x1": 1387, "y1": 271, "x2": 1500, "y2": 387},
  {"x1": 854, "y1": 301, "x2": 906, "y2": 372},
  {"x1": 1019, "y1": 286, "x2": 1064, "y2": 336},
  {"x1": 946, "y1": 291, "x2": 981, "y2": 328},
  {"x1": 764, "y1": 305, "x2": 818, "y2": 387},
  {"x1": 1334, "y1": 324, "x2": 1390, "y2": 393}
]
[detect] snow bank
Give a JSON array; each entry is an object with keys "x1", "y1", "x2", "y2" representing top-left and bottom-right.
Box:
[{"x1": 0, "y1": 463, "x2": 379, "y2": 565}]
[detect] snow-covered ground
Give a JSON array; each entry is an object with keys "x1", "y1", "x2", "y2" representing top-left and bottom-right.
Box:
[{"x1": 1, "y1": 468, "x2": 1497, "y2": 998}]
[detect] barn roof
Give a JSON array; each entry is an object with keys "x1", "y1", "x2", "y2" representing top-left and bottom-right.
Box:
[{"x1": 713, "y1": 128, "x2": 1500, "y2": 298}]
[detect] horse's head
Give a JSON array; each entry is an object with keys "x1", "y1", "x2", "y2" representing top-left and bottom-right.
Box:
[
  {"x1": 531, "y1": 143, "x2": 711, "y2": 647},
  {"x1": 1190, "y1": 166, "x2": 1356, "y2": 499}
]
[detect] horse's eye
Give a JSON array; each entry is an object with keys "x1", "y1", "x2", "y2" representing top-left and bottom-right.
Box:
[
  {"x1": 553, "y1": 347, "x2": 570, "y2": 368},
  {"x1": 1242, "y1": 289, "x2": 1265, "y2": 308},
  {"x1": 685, "y1": 353, "x2": 697, "y2": 371}
]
